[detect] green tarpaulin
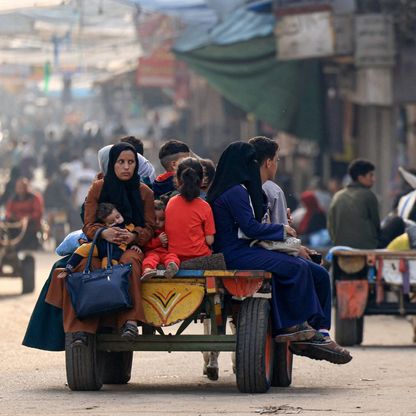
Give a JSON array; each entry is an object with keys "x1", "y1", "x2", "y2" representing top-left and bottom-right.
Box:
[{"x1": 174, "y1": 35, "x2": 324, "y2": 142}]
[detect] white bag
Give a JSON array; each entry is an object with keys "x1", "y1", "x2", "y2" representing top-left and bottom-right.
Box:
[{"x1": 250, "y1": 237, "x2": 302, "y2": 256}]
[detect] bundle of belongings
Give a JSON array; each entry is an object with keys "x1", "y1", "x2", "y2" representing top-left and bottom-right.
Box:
[{"x1": 384, "y1": 224, "x2": 416, "y2": 285}]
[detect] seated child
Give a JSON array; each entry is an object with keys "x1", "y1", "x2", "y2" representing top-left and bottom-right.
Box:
[
  {"x1": 165, "y1": 157, "x2": 215, "y2": 262},
  {"x1": 58, "y1": 202, "x2": 141, "y2": 278},
  {"x1": 199, "y1": 158, "x2": 216, "y2": 200},
  {"x1": 141, "y1": 200, "x2": 180, "y2": 280},
  {"x1": 152, "y1": 140, "x2": 190, "y2": 199}
]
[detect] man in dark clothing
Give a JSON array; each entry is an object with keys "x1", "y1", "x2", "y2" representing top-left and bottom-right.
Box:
[{"x1": 328, "y1": 159, "x2": 380, "y2": 249}]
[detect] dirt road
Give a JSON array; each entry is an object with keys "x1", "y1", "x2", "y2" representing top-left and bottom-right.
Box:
[{"x1": 0, "y1": 252, "x2": 415, "y2": 416}]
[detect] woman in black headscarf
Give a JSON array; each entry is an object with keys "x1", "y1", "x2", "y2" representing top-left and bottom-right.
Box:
[
  {"x1": 46, "y1": 142, "x2": 155, "y2": 343},
  {"x1": 207, "y1": 141, "x2": 351, "y2": 365}
]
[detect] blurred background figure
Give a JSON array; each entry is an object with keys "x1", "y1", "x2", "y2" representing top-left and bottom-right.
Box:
[
  {"x1": 71, "y1": 161, "x2": 96, "y2": 229},
  {"x1": 297, "y1": 190, "x2": 330, "y2": 248},
  {"x1": 5, "y1": 178, "x2": 44, "y2": 250},
  {"x1": 20, "y1": 138, "x2": 37, "y2": 180},
  {"x1": 307, "y1": 176, "x2": 332, "y2": 213},
  {"x1": 0, "y1": 166, "x2": 21, "y2": 208},
  {"x1": 43, "y1": 169, "x2": 72, "y2": 248}
]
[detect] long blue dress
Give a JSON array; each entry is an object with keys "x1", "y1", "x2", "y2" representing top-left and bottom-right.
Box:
[{"x1": 212, "y1": 184, "x2": 330, "y2": 333}]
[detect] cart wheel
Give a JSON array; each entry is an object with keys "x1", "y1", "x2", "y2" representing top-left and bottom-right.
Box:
[
  {"x1": 271, "y1": 342, "x2": 293, "y2": 387},
  {"x1": 65, "y1": 333, "x2": 103, "y2": 391},
  {"x1": 102, "y1": 351, "x2": 133, "y2": 384},
  {"x1": 21, "y1": 255, "x2": 35, "y2": 294},
  {"x1": 236, "y1": 298, "x2": 273, "y2": 393},
  {"x1": 334, "y1": 306, "x2": 361, "y2": 346}
]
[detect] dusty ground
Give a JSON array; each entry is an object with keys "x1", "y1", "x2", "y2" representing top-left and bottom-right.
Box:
[{"x1": 0, "y1": 251, "x2": 415, "y2": 416}]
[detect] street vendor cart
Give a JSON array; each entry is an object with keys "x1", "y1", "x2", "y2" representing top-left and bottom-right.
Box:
[{"x1": 332, "y1": 249, "x2": 416, "y2": 346}]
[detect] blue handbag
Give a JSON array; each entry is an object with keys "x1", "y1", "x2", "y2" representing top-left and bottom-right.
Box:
[{"x1": 66, "y1": 228, "x2": 133, "y2": 320}]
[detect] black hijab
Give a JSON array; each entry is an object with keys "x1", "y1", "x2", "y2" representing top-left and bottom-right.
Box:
[
  {"x1": 206, "y1": 141, "x2": 264, "y2": 221},
  {"x1": 98, "y1": 142, "x2": 145, "y2": 226}
]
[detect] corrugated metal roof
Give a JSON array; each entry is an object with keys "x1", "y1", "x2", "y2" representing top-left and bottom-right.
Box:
[{"x1": 174, "y1": 8, "x2": 275, "y2": 52}]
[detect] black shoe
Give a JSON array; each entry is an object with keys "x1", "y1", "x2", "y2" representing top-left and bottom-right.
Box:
[
  {"x1": 274, "y1": 322, "x2": 316, "y2": 343},
  {"x1": 121, "y1": 322, "x2": 138, "y2": 340},
  {"x1": 290, "y1": 332, "x2": 353, "y2": 364},
  {"x1": 71, "y1": 331, "x2": 88, "y2": 348}
]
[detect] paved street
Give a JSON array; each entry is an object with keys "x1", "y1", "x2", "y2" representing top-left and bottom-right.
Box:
[{"x1": 0, "y1": 251, "x2": 415, "y2": 416}]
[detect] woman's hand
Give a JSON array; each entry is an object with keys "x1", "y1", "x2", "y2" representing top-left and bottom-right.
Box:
[
  {"x1": 284, "y1": 224, "x2": 297, "y2": 238},
  {"x1": 298, "y1": 245, "x2": 312, "y2": 260},
  {"x1": 121, "y1": 230, "x2": 136, "y2": 245},
  {"x1": 101, "y1": 227, "x2": 128, "y2": 244}
]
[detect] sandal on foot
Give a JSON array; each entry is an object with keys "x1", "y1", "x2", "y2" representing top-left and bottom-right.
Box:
[
  {"x1": 290, "y1": 332, "x2": 353, "y2": 364},
  {"x1": 274, "y1": 322, "x2": 316, "y2": 343},
  {"x1": 164, "y1": 262, "x2": 179, "y2": 278},
  {"x1": 121, "y1": 323, "x2": 138, "y2": 340}
]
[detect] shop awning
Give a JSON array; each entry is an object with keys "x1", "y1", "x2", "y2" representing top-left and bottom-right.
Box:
[{"x1": 174, "y1": 35, "x2": 324, "y2": 142}]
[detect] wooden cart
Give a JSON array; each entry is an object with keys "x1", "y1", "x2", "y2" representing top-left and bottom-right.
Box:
[
  {"x1": 332, "y1": 249, "x2": 416, "y2": 346},
  {"x1": 65, "y1": 269, "x2": 293, "y2": 393}
]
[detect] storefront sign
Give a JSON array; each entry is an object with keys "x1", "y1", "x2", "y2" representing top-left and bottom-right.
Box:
[
  {"x1": 333, "y1": 14, "x2": 353, "y2": 55},
  {"x1": 355, "y1": 14, "x2": 395, "y2": 67},
  {"x1": 273, "y1": 0, "x2": 355, "y2": 13},
  {"x1": 275, "y1": 11, "x2": 335, "y2": 60},
  {"x1": 394, "y1": 47, "x2": 416, "y2": 103},
  {"x1": 349, "y1": 68, "x2": 393, "y2": 106},
  {"x1": 136, "y1": 43, "x2": 175, "y2": 88}
]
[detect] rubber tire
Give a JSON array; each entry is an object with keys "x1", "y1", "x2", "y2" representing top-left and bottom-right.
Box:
[
  {"x1": 334, "y1": 306, "x2": 360, "y2": 346},
  {"x1": 271, "y1": 342, "x2": 293, "y2": 387},
  {"x1": 65, "y1": 333, "x2": 103, "y2": 391},
  {"x1": 102, "y1": 351, "x2": 133, "y2": 384},
  {"x1": 236, "y1": 298, "x2": 273, "y2": 393},
  {"x1": 21, "y1": 255, "x2": 35, "y2": 294}
]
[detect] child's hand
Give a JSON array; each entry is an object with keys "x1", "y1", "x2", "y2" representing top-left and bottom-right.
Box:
[
  {"x1": 159, "y1": 232, "x2": 168, "y2": 247},
  {"x1": 130, "y1": 245, "x2": 142, "y2": 254}
]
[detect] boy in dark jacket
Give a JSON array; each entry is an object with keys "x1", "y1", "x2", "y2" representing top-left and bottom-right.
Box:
[{"x1": 152, "y1": 140, "x2": 190, "y2": 199}]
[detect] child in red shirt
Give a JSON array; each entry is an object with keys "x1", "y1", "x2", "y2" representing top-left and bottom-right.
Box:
[
  {"x1": 165, "y1": 157, "x2": 215, "y2": 261},
  {"x1": 141, "y1": 200, "x2": 180, "y2": 280}
]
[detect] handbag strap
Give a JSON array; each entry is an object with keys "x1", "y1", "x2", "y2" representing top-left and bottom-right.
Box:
[
  {"x1": 107, "y1": 241, "x2": 113, "y2": 269},
  {"x1": 83, "y1": 227, "x2": 107, "y2": 273}
]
